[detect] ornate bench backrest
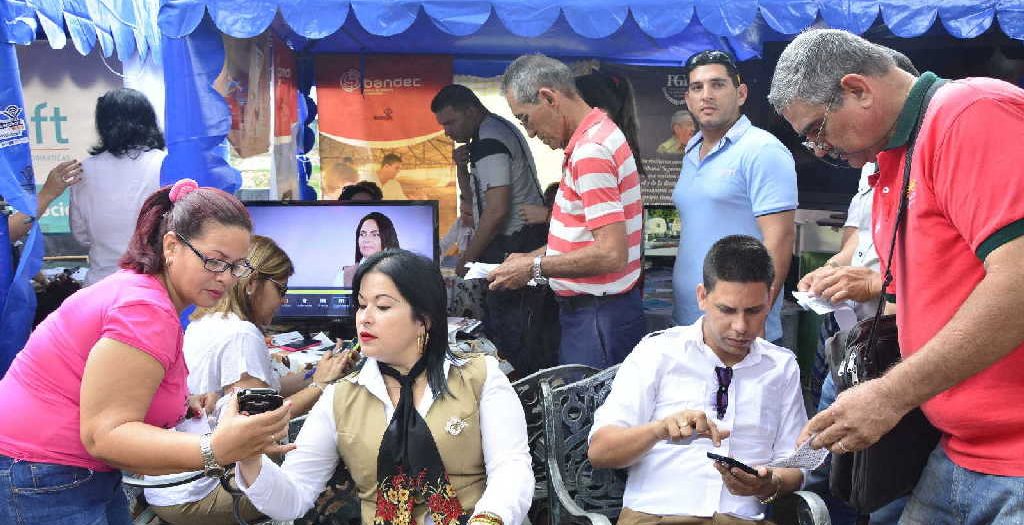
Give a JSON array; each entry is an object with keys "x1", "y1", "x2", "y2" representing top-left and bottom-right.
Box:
[
  {"x1": 512, "y1": 364, "x2": 601, "y2": 501},
  {"x1": 543, "y1": 365, "x2": 627, "y2": 523}
]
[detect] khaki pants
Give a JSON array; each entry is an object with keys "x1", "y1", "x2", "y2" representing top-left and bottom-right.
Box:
[
  {"x1": 151, "y1": 483, "x2": 266, "y2": 525},
  {"x1": 618, "y1": 507, "x2": 777, "y2": 525}
]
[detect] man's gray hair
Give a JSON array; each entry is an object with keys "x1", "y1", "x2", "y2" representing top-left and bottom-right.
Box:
[
  {"x1": 768, "y1": 29, "x2": 896, "y2": 114},
  {"x1": 671, "y1": 109, "x2": 697, "y2": 129},
  {"x1": 501, "y1": 54, "x2": 578, "y2": 104}
]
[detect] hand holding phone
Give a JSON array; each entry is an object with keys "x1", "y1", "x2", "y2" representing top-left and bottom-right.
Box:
[
  {"x1": 707, "y1": 452, "x2": 759, "y2": 476},
  {"x1": 237, "y1": 388, "x2": 284, "y2": 415}
]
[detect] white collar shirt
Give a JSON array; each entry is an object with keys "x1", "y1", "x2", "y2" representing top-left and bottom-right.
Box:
[
  {"x1": 589, "y1": 319, "x2": 807, "y2": 520},
  {"x1": 237, "y1": 356, "x2": 534, "y2": 525}
]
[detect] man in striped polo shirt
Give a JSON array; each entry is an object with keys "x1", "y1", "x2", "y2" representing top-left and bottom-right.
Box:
[{"x1": 489, "y1": 54, "x2": 646, "y2": 369}]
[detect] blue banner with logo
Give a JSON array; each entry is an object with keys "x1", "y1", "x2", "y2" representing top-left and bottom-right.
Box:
[{"x1": 0, "y1": 41, "x2": 42, "y2": 375}]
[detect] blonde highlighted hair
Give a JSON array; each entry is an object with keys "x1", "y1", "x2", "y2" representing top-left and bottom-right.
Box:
[{"x1": 192, "y1": 235, "x2": 294, "y2": 322}]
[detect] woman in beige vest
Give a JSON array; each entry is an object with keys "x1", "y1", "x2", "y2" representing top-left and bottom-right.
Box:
[{"x1": 228, "y1": 249, "x2": 535, "y2": 525}]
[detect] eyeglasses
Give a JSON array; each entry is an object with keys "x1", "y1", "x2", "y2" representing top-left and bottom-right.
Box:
[
  {"x1": 800, "y1": 95, "x2": 853, "y2": 169},
  {"x1": 265, "y1": 277, "x2": 288, "y2": 297},
  {"x1": 175, "y1": 233, "x2": 254, "y2": 278},
  {"x1": 358, "y1": 230, "x2": 381, "y2": 239},
  {"x1": 714, "y1": 366, "x2": 733, "y2": 420}
]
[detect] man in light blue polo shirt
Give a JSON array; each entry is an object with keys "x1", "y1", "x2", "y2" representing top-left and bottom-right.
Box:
[{"x1": 672, "y1": 50, "x2": 797, "y2": 342}]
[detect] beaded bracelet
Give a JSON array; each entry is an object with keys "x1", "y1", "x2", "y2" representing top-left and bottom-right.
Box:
[{"x1": 468, "y1": 511, "x2": 503, "y2": 525}]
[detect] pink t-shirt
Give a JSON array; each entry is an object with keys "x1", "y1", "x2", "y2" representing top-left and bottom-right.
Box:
[{"x1": 0, "y1": 270, "x2": 188, "y2": 471}]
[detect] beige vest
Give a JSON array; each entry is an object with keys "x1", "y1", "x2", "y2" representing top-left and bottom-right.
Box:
[{"x1": 332, "y1": 356, "x2": 488, "y2": 524}]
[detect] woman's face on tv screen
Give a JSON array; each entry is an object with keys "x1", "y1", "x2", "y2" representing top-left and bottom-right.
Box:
[{"x1": 358, "y1": 219, "x2": 383, "y2": 257}]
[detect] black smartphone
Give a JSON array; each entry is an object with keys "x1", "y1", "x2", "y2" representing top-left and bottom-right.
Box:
[
  {"x1": 237, "y1": 388, "x2": 284, "y2": 415},
  {"x1": 707, "y1": 452, "x2": 759, "y2": 476}
]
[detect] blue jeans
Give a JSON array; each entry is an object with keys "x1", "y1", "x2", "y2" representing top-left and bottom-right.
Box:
[
  {"x1": 557, "y1": 285, "x2": 646, "y2": 368},
  {"x1": 811, "y1": 376, "x2": 908, "y2": 525},
  {"x1": 0, "y1": 455, "x2": 132, "y2": 525},
  {"x1": 899, "y1": 446, "x2": 1024, "y2": 525}
]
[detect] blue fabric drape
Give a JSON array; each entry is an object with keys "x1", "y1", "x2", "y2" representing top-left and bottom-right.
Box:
[
  {"x1": 160, "y1": 16, "x2": 241, "y2": 193},
  {"x1": 0, "y1": 41, "x2": 42, "y2": 376},
  {"x1": 295, "y1": 54, "x2": 317, "y2": 201}
]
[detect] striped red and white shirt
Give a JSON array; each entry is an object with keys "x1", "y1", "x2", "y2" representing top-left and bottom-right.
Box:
[{"x1": 547, "y1": 108, "x2": 643, "y2": 297}]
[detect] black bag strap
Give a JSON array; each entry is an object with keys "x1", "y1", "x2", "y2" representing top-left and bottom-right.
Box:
[{"x1": 865, "y1": 78, "x2": 948, "y2": 351}]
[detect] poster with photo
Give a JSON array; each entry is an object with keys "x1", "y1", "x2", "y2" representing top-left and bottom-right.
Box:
[
  {"x1": 604, "y1": 64, "x2": 690, "y2": 206},
  {"x1": 316, "y1": 54, "x2": 456, "y2": 233}
]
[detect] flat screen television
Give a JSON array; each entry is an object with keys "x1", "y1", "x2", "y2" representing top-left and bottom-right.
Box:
[
  {"x1": 643, "y1": 204, "x2": 680, "y2": 260},
  {"x1": 244, "y1": 200, "x2": 439, "y2": 320}
]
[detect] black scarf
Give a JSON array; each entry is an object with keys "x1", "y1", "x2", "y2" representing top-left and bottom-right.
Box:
[{"x1": 374, "y1": 357, "x2": 465, "y2": 525}]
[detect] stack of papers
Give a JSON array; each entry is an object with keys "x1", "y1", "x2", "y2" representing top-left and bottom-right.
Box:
[
  {"x1": 791, "y1": 291, "x2": 858, "y2": 330},
  {"x1": 767, "y1": 435, "x2": 831, "y2": 470},
  {"x1": 447, "y1": 317, "x2": 482, "y2": 343},
  {"x1": 462, "y1": 262, "x2": 540, "y2": 286}
]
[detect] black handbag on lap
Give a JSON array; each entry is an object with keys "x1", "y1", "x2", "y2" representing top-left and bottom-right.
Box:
[{"x1": 828, "y1": 78, "x2": 946, "y2": 514}]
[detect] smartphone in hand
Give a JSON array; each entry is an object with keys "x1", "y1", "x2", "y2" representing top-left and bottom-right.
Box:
[
  {"x1": 707, "y1": 452, "x2": 759, "y2": 476},
  {"x1": 237, "y1": 388, "x2": 284, "y2": 415}
]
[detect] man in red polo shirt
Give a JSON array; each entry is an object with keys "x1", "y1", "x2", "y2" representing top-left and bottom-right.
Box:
[
  {"x1": 769, "y1": 29, "x2": 1024, "y2": 523},
  {"x1": 488, "y1": 54, "x2": 645, "y2": 369}
]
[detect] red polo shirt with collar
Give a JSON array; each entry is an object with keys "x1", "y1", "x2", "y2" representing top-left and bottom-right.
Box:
[{"x1": 873, "y1": 73, "x2": 1024, "y2": 475}]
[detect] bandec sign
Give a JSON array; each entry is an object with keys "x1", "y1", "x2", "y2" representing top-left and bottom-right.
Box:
[
  {"x1": 316, "y1": 55, "x2": 452, "y2": 143},
  {"x1": 339, "y1": 68, "x2": 424, "y2": 93}
]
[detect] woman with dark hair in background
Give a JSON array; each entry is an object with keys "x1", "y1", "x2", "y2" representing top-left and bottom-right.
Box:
[
  {"x1": 337, "y1": 211, "x2": 401, "y2": 287},
  {"x1": 574, "y1": 70, "x2": 646, "y2": 177},
  {"x1": 0, "y1": 179, "x2": 292, "y2": 525},
  {"x1": 338, "y1": 181, "x2": 384, "y2": 202},
  {"x1": 71, "y1": 87, "x2": 167, "y2": 286},
  {"x1": 228, "y1": 249, "x2": 534, "y2": 525}
]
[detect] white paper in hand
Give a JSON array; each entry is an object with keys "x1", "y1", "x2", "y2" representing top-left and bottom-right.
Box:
[
  {"x1": 766, "y1": 436, "x2": 830, "y2": 470},
  {"x1": 463, "y1": 262, "x2": 499, "y2": 280}
]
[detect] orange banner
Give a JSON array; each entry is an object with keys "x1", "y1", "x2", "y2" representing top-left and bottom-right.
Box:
[
  {"x1": 273, "y1": 37, "x2": 297, "y2": 139},
  {"x1": 315, "y1": 55, "x2": 452, "y2": 142}
]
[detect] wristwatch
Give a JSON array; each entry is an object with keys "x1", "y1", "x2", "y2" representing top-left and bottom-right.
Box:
[
  {"x1": 531, "y1": 256, "x2": 547, "y2": 285},
  {"x1": 199, "y1": 432, "x2": 225, "y2": 478}
]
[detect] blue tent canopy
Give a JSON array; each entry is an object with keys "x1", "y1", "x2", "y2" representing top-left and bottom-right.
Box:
[
  {"x1": 158, "y1": 0, "x2": 1023, "y2": 48},
  {"x1": 4, "y1": 0, "x2": 162, "y2": 61},
  {"x1": 5, "y1": 1, "x2": 1024, "y2": 64}
]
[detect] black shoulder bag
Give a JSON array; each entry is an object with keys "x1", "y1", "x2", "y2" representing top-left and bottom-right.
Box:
[{"x1": 828, "y1": 79, "x2": 946, "y2": 514}]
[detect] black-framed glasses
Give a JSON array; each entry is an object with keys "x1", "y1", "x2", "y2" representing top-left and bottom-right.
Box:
[
  {"x1": 175, "y1": 232, "x2": 254, "y2": 278},
  {"x1": 714, "y1": 366, "x2": 733, "y2": 420},
  {"x1": 800, "y1": 95, "x2": 853, "y2": 169},
  {"x1": 265, "y1": 276, "x2": 288, "y2": 296}
]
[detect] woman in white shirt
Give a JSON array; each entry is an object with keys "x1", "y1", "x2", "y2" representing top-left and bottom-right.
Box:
[
  {"x1": 70, "y1": 88, "x2": 166, "y2": 286},
  {"x1": 147, "y1": 235, "x2": 353, "y2": 525},
  {"x1": 228, "y1": 249, "x2": 535, "y2": 525}
]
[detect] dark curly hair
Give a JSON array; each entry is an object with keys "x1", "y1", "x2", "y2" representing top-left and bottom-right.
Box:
[{"x1": 89, "y1": 88, "x2": 165, "y2": 157}]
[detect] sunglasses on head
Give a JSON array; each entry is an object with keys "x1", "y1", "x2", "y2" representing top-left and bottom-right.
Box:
[
  {"x1": 686, "y1": 50, "x2": 738, "y2": 70},
  {"x1": 685, "y1": 50, "x2": 742, "y2": 84}
]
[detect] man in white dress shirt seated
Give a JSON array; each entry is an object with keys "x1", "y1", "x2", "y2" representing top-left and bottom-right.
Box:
[{"x1": 588, "y1": 235, "x2": 807, "y2": 525}]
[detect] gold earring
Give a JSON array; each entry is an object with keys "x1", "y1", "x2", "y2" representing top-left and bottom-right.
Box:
[{"x1": 417, "y1": 332, "x2": 427, "y2": 354}]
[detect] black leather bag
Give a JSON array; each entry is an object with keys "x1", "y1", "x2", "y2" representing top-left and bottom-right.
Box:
[
  {"x1": 829, "y1": 314, "x2": 940, "y2": 513},
  {"x1": 827, "y1": 78, "x2": 946, "y2": 514}
]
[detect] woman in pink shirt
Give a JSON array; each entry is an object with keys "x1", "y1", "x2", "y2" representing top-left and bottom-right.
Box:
[{"x1": 0, "y1": 179, "x2": 294, "y2": 525}]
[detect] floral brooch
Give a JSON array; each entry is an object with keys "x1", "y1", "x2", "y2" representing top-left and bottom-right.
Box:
[{"x1": 445, "y1": 417, "x2": 468, "y2": 436}]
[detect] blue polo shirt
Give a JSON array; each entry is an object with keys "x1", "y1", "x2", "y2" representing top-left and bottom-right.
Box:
[{"x1": 671, "y1": 115, "x2": 797, "y2": 342}]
